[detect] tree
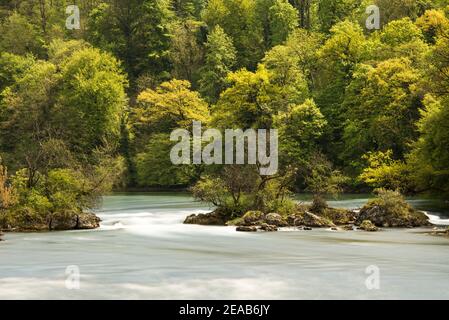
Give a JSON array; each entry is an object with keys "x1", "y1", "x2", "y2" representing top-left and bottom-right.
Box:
[
  {"x1": 374, "y1": 0, "x2": 434, "y2": 27},
  {"x1": 171, "y1": 0, "x2": 206, "y2": 19},
  {"x1": 255, "y1": 0, "x2": 298, "y2": 48},
  {"x1": 86, "y1": 0, "x2": 174, "y2": 84},
  {"x1": 0, "y1": 161, "x2": 16, "y2": 210},
  {"x1": 408, "y1": 95, "x2": 449, "y2": 195},
  {"x1": 342, "y1": 58, "x2": 422, "y2": 169},
  {"x1": 0, "y1": 52, "x2": 35, "y2": 92},
  {"x1": 198, "y1": 25, "x2": 237, "y2": 103},
  {"x1": 213, "y1": 62, "x2": 308, "y2": 129},
  {"x1": 0, "y1": 12, "x2": 43, "y2": 56},
  {"x1": 169, "y1": 19, "x2": 204, "y2": 84},
  {"x1": 317, "y1": 0, "x2": 366, "y2": 33},
  {"x1": 56, "y1": 46, "x2": 128, "y2": 154},
  {"x1": 284, "y1": 28, "x2": 323, "y2": 87},
  {"x1": 315, "y1": 20, "x2": 368, "y2": 163},
  {"x1": 132, "y1": 80, "x2": 209, "y2": 187},
  {"x1": 202, "y1": 0, "x2": 264, "y2": 69},
  {"x1": 135, "y1": 79, "x2": 210, "y2": 133},
  {"x1": 416, "y1": 9, "x2": 449, "y2": 44},
  {"x1": 135, "y1": 133, "x2": 197, "y2": 186},
  {"x1": 0, "y1": 41, "x2": 127, "y2": 180},
  {"x1": 374, "y1": 18, "x2": 429, "y2": 67},
  {"x1": 288, "y1": 0, "x2": 312, "y2": 29},
  {"x1": 359, "y1": 150, "x2": 412, "y2": 191},
  {"x1": 274, "y1": 99, "x2": 326, "y2": 166},
  {"x1": 268, "y1": 0, "x2": 298, "y2": 46}
]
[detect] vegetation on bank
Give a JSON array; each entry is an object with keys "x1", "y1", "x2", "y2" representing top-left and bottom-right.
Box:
[{"x1": 0, "y1": 1, "x2": 449, "y2": 230}]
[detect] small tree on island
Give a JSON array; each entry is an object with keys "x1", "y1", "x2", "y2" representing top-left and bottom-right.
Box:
[{"x1": 304, "y1": 153, "x2": 347, "y2": 213}]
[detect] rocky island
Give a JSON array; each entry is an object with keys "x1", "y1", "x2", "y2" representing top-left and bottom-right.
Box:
[{"x1": 185, "y1": 189, "x2": 431, "y2": 232}]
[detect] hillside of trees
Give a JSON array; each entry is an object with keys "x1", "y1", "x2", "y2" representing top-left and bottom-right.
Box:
[{"x1": 0, "y1": 0, "x2": 449, "y2": 226}]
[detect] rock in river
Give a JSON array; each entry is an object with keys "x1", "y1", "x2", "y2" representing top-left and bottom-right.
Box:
[
  {"x1": 264, "y1": 213, "x2": 288, "y2": 227},
  {"x1": 293, "y1": 212, "x2": 336, "y2": 228},
  {"x1": 184, "y1": 210, "x2": 228, "y2": 226},
  {"x1": 356, "y1": 204, "x2": 429, "y2": 228},
  {"x1": 259, "y1": 223, "x2": 278, "y2": 232},
  {"x1": 358, "y1": 220, "x2": 379, "y2": 232},
  {"x1": 49, "y1": 212, "x2": 101, "y2": 230},
  {"x1": 236, "y1": 226, "x2": 258, "y2": 232}
]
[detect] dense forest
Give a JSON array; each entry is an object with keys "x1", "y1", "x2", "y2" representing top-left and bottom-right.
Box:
[{"x1": 0, "y1": 0, "x2": 448, "y2": 227}]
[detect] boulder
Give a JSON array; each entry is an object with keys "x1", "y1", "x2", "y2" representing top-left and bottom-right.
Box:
[
  {"x1": 318, "y1": 208, "x2": 357, "y2": 225},
  {"x1": 76, "y1": 212, "x2": 101, "y2": 230},
  {"x1": 184, "y1": 210, "x2": 228, "y2": 226},
  {"x1": 294, "y1": 212, "x2": 336, "y2": 228},
  {"x1": 359, "y1": 220, "x2": 379, "y2": 232},
  {"x1": 226, "y1": 217, "x2": 245, "y2": 226},
  {"x1": 356, "y1": 190, "x2": 430, "y2": 228},
  {"x1": 264, "y1": 213, "x2": 288, "y2": 227},
  {"x1": 242, "y1": 211, "x2": 265, "y2": 225},
  {"x1": 49, "y1": 212, "x2": 78, "y2": 230},
  {"x1": 236, "y1": 226, "x2": 258, "y2": 232},
  {"x1": 49, "y1": 212, "x2": 101, "y2": 230},
  {"x1": 259, "y1": 223, "x2": 278, "y2": 232},
  {"x1": 356, "y1": 204, "x2": 429, "y2": 228}
]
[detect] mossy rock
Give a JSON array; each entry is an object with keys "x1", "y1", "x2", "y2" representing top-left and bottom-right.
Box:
[
  {"x1": 226, "y1": 217, "x2": 245, "y2": 226},
  {"x1": 318, "y1": 207, "x2": 357, "y2": 225},
  {"x1": 359, "y1": 220, "x2": 379, "y2": 232},
  {"x1": 0, "y1": 207, "x2": 48, "y2": 232},
  {"x1": 184, "y1": 210, "x2": 228, "y2": 226},
  {"x1": 242, "y1": 211, "x2": 264, "y2": 224},
  {"x1": 293, "y1": 211, "x2": 336, "y2": 228},
  {"x1": 264, "y1": 213, "x2": 288, "y2": 227},
  {"x1": 236, "y1": 226, "x2": 258, "y2": 232},
  {"x1": 356, "y1": 190, "x2": 429, "y2": 228},
  {"x1": 259, "y1": 223, "x2": 278, "y2": 232},
  {"x1": 0, "y1": 208, "x2": 101, "y2": 232}
]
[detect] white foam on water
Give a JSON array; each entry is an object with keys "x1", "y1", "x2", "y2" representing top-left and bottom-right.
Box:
[
  {"x1": 424, "y1": 212, "x2": 449, "y2": 226},
  {"x1": 97, "y1": 208, "x2": 240, "y2": 238}
]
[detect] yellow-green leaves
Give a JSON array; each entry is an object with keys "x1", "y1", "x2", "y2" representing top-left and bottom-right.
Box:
[{"x1": 137, "y1": 79, "x2": 210, "y2": 130}]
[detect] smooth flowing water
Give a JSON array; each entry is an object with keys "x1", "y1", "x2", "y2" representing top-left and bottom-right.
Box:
[{"x1": 1, "y1": 193, "x2": 449, "y2": 300}]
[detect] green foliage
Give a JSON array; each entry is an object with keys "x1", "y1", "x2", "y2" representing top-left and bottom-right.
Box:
[
  {"x1": 267, "y1": 0, "x2": 298, "y2": 46},
  {"x1": 213, "y1": 62, "x2": 308, "y2": 129},
  {"x1": 317, "y1": 0, "x2": 366, "y2": 33},
  {"x1": 86, "y1": 0, "x2": 174, "y2": 83},
  {"x1": 275, "y1": 99, "x2": 326, "y2": 165},
  {"x1": 135, "y1": 134, "x2": 197, "y2": 186},
  {"x1": 135, "y1": 79, "x2": 209, "y2": 132},
  {"x1": 57, "y1": 47, "x2": 128, "y2": 153},
  {"x1": 2, "y1": 0, "x2": 449, "y2": 210},
  {"x1": 202, "y1": 0, "x2": 264, "y2": 68},
  {"x1": 359, "y1": 150, "x2": 412, "y2": 191},
  {"x1": 315, "y1": 20, "x2": 369, "y2": 162},
  {"x1": 342, "y1": 58, "x2": 422, "y2": 167},
  {"x1": 0, "y1": 53, "x2": 35, "y2": 92},
  {"x1": 0, "y1": 12, "x2": 43, "y2": 56},
  {"x1": 408, "y1": 95, "x2": 449, "y2": 195},
  {"x1": 199, "y1": 26, "x2": 236, "y2": 103},
  {"x1": 169, "y1": 20, "x2": 204, "y2": 83},
  {"x1": 191, "y1": 165, "x2": 294, "y2": 216}
]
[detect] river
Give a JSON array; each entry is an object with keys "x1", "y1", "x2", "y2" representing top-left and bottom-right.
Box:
[{"x1": 0, "y1": 193, "x2": 448, "y2": 299}]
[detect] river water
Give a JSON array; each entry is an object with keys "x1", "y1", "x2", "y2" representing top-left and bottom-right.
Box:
[{"x1": 1, "y1": 193, "x2": 448, "y2": 299}]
